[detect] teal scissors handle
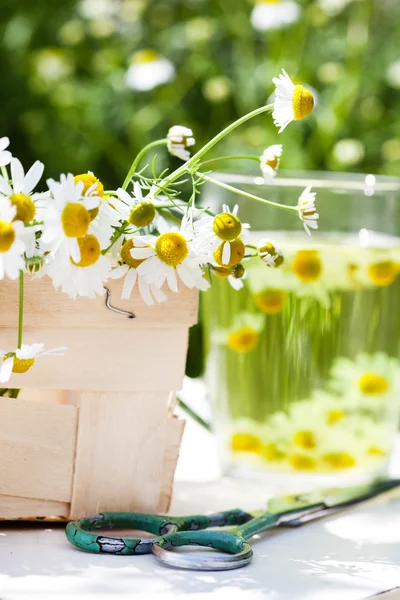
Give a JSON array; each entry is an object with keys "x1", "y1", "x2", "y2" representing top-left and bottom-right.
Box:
[
  {"x1": 151, "y1": 510, "x2": 299, "y2": 570},
  {"x1": 65, "y1": 508, "x2": 253, "y2": 555}
]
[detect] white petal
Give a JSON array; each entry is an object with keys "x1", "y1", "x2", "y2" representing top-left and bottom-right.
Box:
[
  {"x1": 151, "y1": 285, "x2": 167, "y2": 303},
  {"x1": 133, "y1": 181, "x2": 143, "y2": 201},
  {"x1": 0, "y1": 357, "x2": 14, "y2": 383},
  {"x1": 0, "y1": 137, "x2": 9, "y2": 152},
  {"x1": 176, "y1": 262, "x2": 195, "y2": 288},
  {"x1": 70, "y1": 238, "x2": 81, "y2": 263},
  {"x1": 166, "y1": 267, "x2": 178, "y2": 292},
  {"x1": 222, "y1": 241, "x2": 231, "y2": 265},
  {"x1": 0, "y1": 151, "x2": 12, "y2": 167},
  {"x1": 0, "y1": 174, "x2": 13, "y2": 196},
  {"x1": 116, "y1": 188, "x2": 133, "y2": 205},
  {"x1": 121, "y1": 268, "x2": 137, "y2": 300},
  {"x1": 22, "y1": 161, "x2": 44, "y2": 195},
  {"x1": 138, "y1": 277, "x2": 154, "y2": 305},
  {"x1": 110, "y1": 264, "x2": 129, "y2": 279},
  {"x1": 10, "y1": 158, "x2": 25, "y2": 193},
  {"x1": 130, "y1": 247, "x2": 154, "y2": 259}
]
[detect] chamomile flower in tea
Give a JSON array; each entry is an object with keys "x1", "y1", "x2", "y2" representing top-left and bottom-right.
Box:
[{"x1": 297, "y1": 185, "x2": 319, "y2": 236}]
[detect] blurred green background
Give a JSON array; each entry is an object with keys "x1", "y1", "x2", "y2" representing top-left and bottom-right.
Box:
[{"x1": 1, "y1": 0, "x2": 400, "y2": 187}]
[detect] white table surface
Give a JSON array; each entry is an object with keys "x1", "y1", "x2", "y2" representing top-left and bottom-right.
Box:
[{"x1": 1, "y1": 383, "x2": 400, "y2": 600}]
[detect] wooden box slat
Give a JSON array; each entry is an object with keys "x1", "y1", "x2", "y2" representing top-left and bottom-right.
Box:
[
  {"x1": 0, "y1": 399, "x2": 78, "y2": 502},
  {"x1": 0, "y1": 277, "x2": 198, "y2": 329}
]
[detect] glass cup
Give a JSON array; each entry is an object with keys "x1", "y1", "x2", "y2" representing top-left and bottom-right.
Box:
[{"x1": 201, "y1": 171, "x2": 400, "y2": 487}]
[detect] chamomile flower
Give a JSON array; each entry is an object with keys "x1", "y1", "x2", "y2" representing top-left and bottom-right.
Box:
[
  {"x1": 0, "y1": 137, "x2": 12, "y2": 167},
  {"x1": 0, "y1": 197, "x2": 26, "y2": 280},
  {"x1": 0, "y1": 157, "x2": 44, "y2": 224},
  {"x1": 41, "y1": 173, "x2": 100, "y2": 263},
  {"x1": 297, "y1": 185, "x2": 319, "y2": 235},
  {"x1": 251, "y1": 0, "x2": 301, "y2": 32},
  {"x1": 113, "y1": 183, "x2": 157, "y2": 228},
  {"x1": 257, "y1": 239, "x2": 284, "y2": 267},
  {"x1": 329, "y1": 353, "x2": 400, "y2": 402},
  {"x1": 195, "y1": 204, "x2": 250, "y2": 266},
  {"x1": 46, "y1": 234, "x2": 110, "y2": 299},
  {"x1": 125, "y1": 49, "x2": 175, "y2": 92},
  {"x1": 1, "y1": 344, "x2": 66, "y2": 381},
  {"x1": 272, "y1": 69, "x2": 315, "y2": 133},
  {"x1": 74, "y1": 172, "x2": 120, "y2": 249},
  {"x1": 167, "y1": 126, "x2": 195, "y2": 161},
  {"x1": 110, "y1": 237, "x2": 167, "y2": 306},
  {"x1": 131, "y1": 218, "x2": 210, "y2": 293},
  {"x1": 260, "y1": 145, "x2": 283, "y2": 182}
]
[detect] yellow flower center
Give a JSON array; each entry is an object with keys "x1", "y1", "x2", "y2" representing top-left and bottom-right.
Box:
[
  {"x1": 74, "y1": 173, "x2": 104, "y2": 197},
  {"x1": 231, "y1": 433, "x2": 261, "y2": 453},
  {"x1": 292, "y1": 85, "x2": 314, "y2": 121},
  {"x1": 289, "y1": 453, "x2": 317, "y2": 471},
  {"x1": 254, "y1": 289, "x2": 286, "y2": 314},
  {"x1": 265, "y1": 156, "x2": 279, "y2": 169},
  {"x1": 214, "y1": 238, "x2": 245, "y2": 268},
  {"x1": 262, "y1": 443, "x2": 286, "y2": 461},
  {"x1": 120, "y1": 238, "x2": 148, "y2": 269},
  {"x1": 129, "y1": 202, "x2": 156, "y2": 228},
  {"x1": 367, "y1": 446, "x2": 388, "y2": 457},
  {"x1": 213, "y1": 213, "x2": 242, "y2": 242},
  {"x1": 367, "y1": 261, "x2": 398, "y2": 286},
  {"x1": 292, "y1": 250, "x2": 323, "y2": 282},
  {"x1": 133, "y1": 49, "x2": 159, "y2": 64},
  {"x1": 12, "y1": 357, "x2": 35, "y2": 374},
  {"x1": 323, "y1": 452, "x2": 356, "y2": 469},
  {"x1": 61, "y1": 203, "x2": 90, "y2": 238},
  {"x1": 155, "y1": 232, "x2": 188, "y2": 267},
  {"x1": 71, "y1": 234, "x2": 101, "y2": 267},
  {"x1": 0, "y1": 220, "x2": 15, "y2": 252},
  {"x1": 293, "y1": 430, "x2": 317, "y2": 450},
  {"x1": 9, "y1": 193, "x2": 36, "y2": 223},
  {"x1": 74, "y1": 174, "x2": 104, "y2": 222},
  {"x1": 327, "y1": 409, "x2": 345, "y2": 425},
  {"x1": 358, "y1": 373, "x2": 389, "y2": 395},
  {"x1": 227, "y1": 327, "x2": 259, "y2": 353}
]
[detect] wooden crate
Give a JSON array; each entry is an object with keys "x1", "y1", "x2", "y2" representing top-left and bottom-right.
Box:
[{"x1": 0, "y1": 276, "x2": 198, "y2": 520}]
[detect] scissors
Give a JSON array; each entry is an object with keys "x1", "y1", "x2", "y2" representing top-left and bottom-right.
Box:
[{"x1": 66, "y1": 478, "x2": 400, "y2": 570}]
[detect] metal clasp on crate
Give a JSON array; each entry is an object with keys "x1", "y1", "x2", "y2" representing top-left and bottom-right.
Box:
[{"x1": 104, "y1": 287, "x2": 135, "y2": 319}]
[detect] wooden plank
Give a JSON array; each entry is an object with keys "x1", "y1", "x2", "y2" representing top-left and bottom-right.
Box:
[
  {"x1": 0, "y1": 495, "x2": 69, "y2": 520},
  {"x1": 158, "y1": 417, "x2": 186, "y2": 513},
  {"x1": 0, "y1": 399, "x2": 78, "y2": 503},
  {"x1": 4, "y1": 327, "x2": 190, "y2": 391},
  {"x1": 68, "y1": 391, "x2": 170, "y2": 519},
  {"x1": 0, "y1": 276, "x2": 198, "y2": 329}
]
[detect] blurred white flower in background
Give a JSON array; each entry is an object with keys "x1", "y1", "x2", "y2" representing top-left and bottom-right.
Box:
[
  {"x1": 35, "y1": 49, "x2": 74, "y2": 82},
  {"x1": 333, "y1": 139, "x2": 365, "y2": 166},
  {"x1": 318, "y1": 0, "x2": 357, "y2": 16},
  {"x1": 125, "y1": 50, "x2": 175, "y2": 92},
  {"x1": 251, "y1": 0, "x2": 301, "y2": 32},
  {"x1": 78, "y1": 0, "x2": 120, "y2": 19},
  {"x1": 386, "y1": 60, "x2": 400, "y2": 89}
]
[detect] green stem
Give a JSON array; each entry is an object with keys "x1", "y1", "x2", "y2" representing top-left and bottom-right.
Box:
[
  {"x1": 18, "y1": 270, "x2": 24, "y2": 349},
  {"x1": 160, "y1": 104, "x2": 274, "y2": 189},
  {"x1": 9, "y1": 389, "x2": 20, "y2": 399},
  {"x1": 199, "y1": 155, "x2": 260, "y2": 168},
  {"x1": 122, "y1": 139, "x2": 168, "y2": 191},
  {"x1": 199, "y1": 173, "x2": 298, "y2": 214},
  {"x1": 1, "y1": 165, "x2": 9, "y2": 180},
  {"x1": 176, "y1": 396, "x2": 211, "y2": 432}
]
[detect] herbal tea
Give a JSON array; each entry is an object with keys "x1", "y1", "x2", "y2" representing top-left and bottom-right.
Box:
[{"x1": 202, "y1": 232, "x2": 400, "y2": 483}]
